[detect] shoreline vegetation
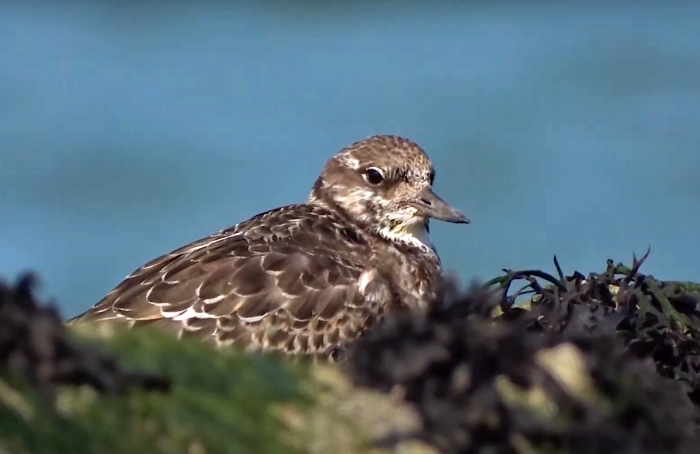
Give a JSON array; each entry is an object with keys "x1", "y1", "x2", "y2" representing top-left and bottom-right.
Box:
[{"x1": 1, "y1": 251, "x2": 699, "y2": 454}]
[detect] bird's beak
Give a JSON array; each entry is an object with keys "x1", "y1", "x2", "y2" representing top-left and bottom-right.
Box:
[{"x1": 411, "y1": 186, "x2": 470, "y2": 224}]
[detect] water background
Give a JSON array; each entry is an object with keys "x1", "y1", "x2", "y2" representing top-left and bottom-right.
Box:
[{"x1": 2, "y1": 2, "x2": 699, "y2": 317}]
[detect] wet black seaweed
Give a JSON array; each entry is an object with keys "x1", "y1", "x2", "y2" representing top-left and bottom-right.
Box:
[
  {"x1": 345, "y1": 251, "x2": 700, "y2": 454},
  {"x1": 0, "y1": 273, "x2": 170, "y2": 396}
]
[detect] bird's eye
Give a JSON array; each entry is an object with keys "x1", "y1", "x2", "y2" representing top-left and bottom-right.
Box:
[{"x1": 364, "y1": 167, "x2": 384, "y2": 185}]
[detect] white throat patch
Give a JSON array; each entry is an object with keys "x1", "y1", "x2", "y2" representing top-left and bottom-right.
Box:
[{"x1": 379, "y1": 221, "x2": 435, "y2": 253}]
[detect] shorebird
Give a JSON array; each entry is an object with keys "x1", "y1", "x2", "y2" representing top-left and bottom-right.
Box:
[{"x1": 67, "y1": 135, "x2": 469, "y2": 359}]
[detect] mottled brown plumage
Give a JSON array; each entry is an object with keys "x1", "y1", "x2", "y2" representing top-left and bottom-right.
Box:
[{"x1": 67, "y1": 135, "x2": 469, "y2": 359}]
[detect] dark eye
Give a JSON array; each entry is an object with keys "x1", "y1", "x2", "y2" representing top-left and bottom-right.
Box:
[
  {"x1": 429, "y1": 170, "x2": 435, "y2": 185},
  {"x1": 364, "y1": 167, "x2": 384, "y2": 185}
]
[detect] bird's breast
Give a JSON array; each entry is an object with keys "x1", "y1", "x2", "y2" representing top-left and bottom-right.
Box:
[{"x1": 373, "y1": 243, "x2": 443, "y2": 311}]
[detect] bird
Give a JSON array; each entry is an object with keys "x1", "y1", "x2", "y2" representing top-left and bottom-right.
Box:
[{"x1": 67, "y1": 135, "x2": 470, "y2": 360}]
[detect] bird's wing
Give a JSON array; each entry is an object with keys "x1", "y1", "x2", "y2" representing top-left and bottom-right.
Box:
[{"x1": 68, "y1": 206, "x2": 391, "y2": 357}]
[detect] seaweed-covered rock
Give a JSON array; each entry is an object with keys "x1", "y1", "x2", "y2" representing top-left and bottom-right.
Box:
[
  {"x1": 499, "y1": 250, "x2": 700, "y2": 406},
  {"x1": 345, "y1": 253, "x2": 700, "y2": 454},
  {"x1": 4, "y1": 252, "x2": 700, "y2": 454},
  {"x1": 0, "y1": 273, "x2": 170, "y2": 395}
]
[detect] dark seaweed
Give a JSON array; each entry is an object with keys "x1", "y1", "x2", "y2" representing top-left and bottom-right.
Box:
[
  {"x1": 0, "y1": 273, "x2": 170, "y2": 396},
  {"x1": 346, "y1": 251, "x2": 700, "y2": 454}
]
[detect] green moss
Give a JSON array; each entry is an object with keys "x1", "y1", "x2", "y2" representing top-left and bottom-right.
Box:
[{"x1": 0, "y1": 325, "x2": 311, "y2": 454}]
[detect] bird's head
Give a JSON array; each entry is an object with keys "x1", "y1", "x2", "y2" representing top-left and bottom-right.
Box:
[{"x1": 309, "y1": 135, "x2": 469, "y2": 250}]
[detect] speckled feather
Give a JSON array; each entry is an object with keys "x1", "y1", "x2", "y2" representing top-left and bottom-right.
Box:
[{"x1": 67, "y1": 135, "x2": 465, "y2": 359}]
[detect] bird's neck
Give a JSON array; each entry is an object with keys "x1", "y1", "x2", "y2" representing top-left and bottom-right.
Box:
[{"x1": 375, "y1": 220, "x2": 436, "y2": 254}]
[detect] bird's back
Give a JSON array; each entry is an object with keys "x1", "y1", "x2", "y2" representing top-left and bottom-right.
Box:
[{"x1": 68, "y1": 204, "x2": 391, "y2": 358}]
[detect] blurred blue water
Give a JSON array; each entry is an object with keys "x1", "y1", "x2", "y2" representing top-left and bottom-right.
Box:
[{"x1": 1, "y1": 2, "x2": 699, "y2": 317}]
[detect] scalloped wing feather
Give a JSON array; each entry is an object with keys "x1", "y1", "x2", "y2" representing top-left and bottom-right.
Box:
[{"x1": 68, "y1": 205, "x2": 394, "y2": 357}]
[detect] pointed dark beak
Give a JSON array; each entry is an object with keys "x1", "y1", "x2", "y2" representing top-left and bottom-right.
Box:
[{"x1": 411, "y1": 186, "x2": 470, "y2": 224}]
